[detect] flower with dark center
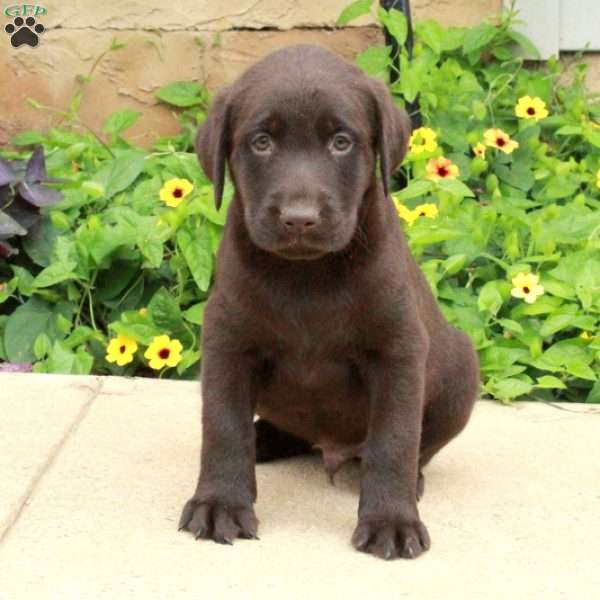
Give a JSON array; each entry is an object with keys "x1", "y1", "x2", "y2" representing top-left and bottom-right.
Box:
[
  {"x1": 510, "y1": 272, "x2": 544, "y2": 304},
  {"x1": 425, "y1": 156, "x2": 459, "y2": 181},
  {"x1": 515, "y1": 96, "x2": 549, "y2": 121},
  {"x1": 144, "y1": 335, "x2": 183, "y2": 370},
  {"x1": 484, "y1": 128, "x2": 519, "y2": 154},
  {"x1": 106, "y1": 334, "x2": 138, "y2": 366},
  {"x1": 159, "y1": 178, "x2": 194, "y2": 207}
]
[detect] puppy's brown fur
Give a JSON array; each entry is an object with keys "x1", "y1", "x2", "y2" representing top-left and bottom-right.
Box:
[{"x1": 179, "y1": 45, "x2": 480, "y2": 560}]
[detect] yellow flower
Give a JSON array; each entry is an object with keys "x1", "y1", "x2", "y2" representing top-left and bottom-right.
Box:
[
  {"x1": 580, "y1": 331, "x2": 593, "y2": 341},
  {"x1": 515, "y1": 96, "x2": 549, "y2": 121},
  {"x1": 473, "y1": 142, "x2": 486, "y2": 158},
  {"x1": 393, "y1": 199, "x2": 419, "y2": 227},
  {"x1": 484, "y1": 128, "x2": 519, "y2": 154},
  {"x1": 138, "y1": 307, "x2": 148, "y2": 317},
  {"x1": 425, "y1": 156, "x2": 459, "y2": 180},
  {"x1": 409, "y1": 127, "x2": 438, "y2": 154},
  {"x1": 144, "y1": 335, "x2": 183, "y2": 370},
  {"x1": 414, "y1": 203, "x2": 439, "y2": 219},
  {"x1": 159, "y1": 178, "x2": 194, "y2": 208},
  {"x1": 106, "y1": 334, "x2": 138, "y2": 366},
  {"x1": 510, "y1": 272, "x2": 544, "y2": 304}
]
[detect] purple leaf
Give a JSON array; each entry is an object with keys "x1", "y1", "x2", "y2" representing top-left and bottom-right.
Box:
[
  {"x1": 4, "y1": 195, "x2": 40, "y2": 231},
  {"x1": 0, "y1": 157, "x2": 17, "y2": 186},
  {"x1": 0, "y1": 362, "x2": 33, "y2": 373},
  {"x1": 0, "y1": 240, "x2": 18, "y2": 257},
  {"x1": 17, "y1": 181, "x2": 62, "y2": 207},
  {"x1": 0, "y1": 210, "x2": 27, "y2": 237},
  {"x1": 25, "y1": 146, "x2": 48, "y2": 183}
]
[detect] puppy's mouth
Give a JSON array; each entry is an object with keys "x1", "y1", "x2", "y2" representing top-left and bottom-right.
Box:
[{"x1": 272, "y1": 241, "x2": 328, "y2": 261}]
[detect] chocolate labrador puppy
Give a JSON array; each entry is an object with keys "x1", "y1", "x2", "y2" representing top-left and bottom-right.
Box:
[{"x1": 179, "y1": 44, "x2": 480, "y2": 560}]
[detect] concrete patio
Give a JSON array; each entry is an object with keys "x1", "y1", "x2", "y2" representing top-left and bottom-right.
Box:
[{"x1": 1, "y1": 372, "x2": 599, "y2": 599}]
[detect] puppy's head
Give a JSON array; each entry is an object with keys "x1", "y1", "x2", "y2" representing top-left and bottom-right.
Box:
[{"x1": 196, "y1": 44, "x2": 410, "y2": 261}]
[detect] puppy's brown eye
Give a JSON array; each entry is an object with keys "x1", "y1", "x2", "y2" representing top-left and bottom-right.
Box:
[
  {"x1": 330, "y1": 133, "x2": 353, "y2": 154},
  {"x1": 251, "y1": 133, "x2": 273, "y2": 154}
]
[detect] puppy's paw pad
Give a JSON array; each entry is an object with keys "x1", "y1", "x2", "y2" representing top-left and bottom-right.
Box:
[
  {"x1": 351, "y1": 518, "x2": 430, "y2": 560},
  {"x1": 179, "y1": 498, "x2": 259, "y2": 544}
]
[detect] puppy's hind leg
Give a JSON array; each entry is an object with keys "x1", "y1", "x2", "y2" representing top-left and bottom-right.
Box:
[
  {"x1": 418, "y1": 329, "x2": 480, "y2": 494},
  {"x1": 255, "y1": 419, "x2": 315, "y2": 463}
]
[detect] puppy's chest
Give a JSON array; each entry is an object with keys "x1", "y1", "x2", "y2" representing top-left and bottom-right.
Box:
[{"x1": 253, "y1": 302, "x2": 361, "y2": 389}]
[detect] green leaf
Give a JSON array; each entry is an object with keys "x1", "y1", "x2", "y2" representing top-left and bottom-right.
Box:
[
  {"x1": 555, "y1": 125, "x2": 583, "y2": 136},
  {"x1": 148, "y1": 288, "x2": 184, "y2": 335},
  {"x1": 539, "y1": 314, "x2": 578, "y2": 337},
  {"x1": 64, "y1": 326, "x2": 102, "y2": 349},
  {"x1": 103, "y1": 109, "x2": 141, "y2": 137},
  {"x1": 498, "y1": 319, "x2": 523, "y2": 335},
  {"x1": 183, "y1": 302, "x2": 207, "y2": 325},
  {"x1": 177, "y1": 225, "x2": 213, "y2": 293},
  {"x1": 136, "y1": 217, "x2": 165, "y2": 268},
  {"x1": 436, "y1": 178, "x2": 475, "y2": 198},
  {"x1": 481, "y1": 346, "x2": 528, "y2": 373},
  {"x1": 33, "y1": 261, "x2": 78, "y2": 288},
  {"x1": 21, "y1": 215, "x2": 59, "y2": 268},
  {"x1": 378, "y1": 8, "x2": 407, "y2": 46},
  {"x1": 176, "y1": 349, "x2": 202, "y2": 375},
  {"x1": 4, "y1": 297, "x2": 54, "y2": 363},
  {"x1": 586, "y1": 381, "x2": 600, "y2": 403},
  {"x1": 442, "y1": 254, "x2": 467, "y2": 275},
  {"x1": 33, "y1": 332, "x2": 52, "y2": 359},
  {"x1": 507, "y1": 30, "x2": 540, "y2": 58},
  {"x1": 356, "y1": 46, "x2": 390, "y2": 77},
  {"x1": 154, "y1": 81, "x2": 206, "y2": 108},
  {"x1": 541, "y1": 275, "x2": 575, "y2": 300},
  {"x1": 11, "y1": 130, "x2": 46, "y2": 146},
  {"x1": 92, "y1": 151, "x2": 146, "y2": 199},
  {"x1": 416, "y1": 20, "x2": 443, "y2": 55},
  {"x1": 73, "y1": 348, "x2": 94, "y2": 375},
  {"x1": 463, "y1": 23, "x2": 498, "y2": 54},
  {"x1": 81, "y1": 181, "x2": 106, "y2": 198},
  {"x1": 541, "y1": 175, "x2": 580, "y2": 201},
  {"x1": 409, "y1": 227, "x2": 463, "y2": 246},
  {"x1": 395, "y1": 180, "x2": 433, "y2": 201},
  {"x1": 493, "y1": 163, "x2": 535, "y2": 192},
  {"x1": 491, "y1": 377, "x2": 533, "y2": 401},
  {"x1": 535, "y1": 375, "x2": 566, "y2": 390},
  {"x1": 336, "y1": 0, "x2": 372, "y2": 26},
  {"x1": 565, "y1": 362, "x2": 596, "y2": 381},
  {"x1": 478, "y1": 281, "x2": 503, "y2": 315},
  {"x1": 109, "y1": 320, "x2": 160, "y2": 346}
]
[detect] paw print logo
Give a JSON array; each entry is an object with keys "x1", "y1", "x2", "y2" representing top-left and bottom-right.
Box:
[{"x1": 4, "y1": 16, "x2": 45, "y2": 48}]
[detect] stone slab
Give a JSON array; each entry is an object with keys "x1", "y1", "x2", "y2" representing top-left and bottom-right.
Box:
[{"x1": 0, "y1": 374, "x2": 599, "y2": 599}]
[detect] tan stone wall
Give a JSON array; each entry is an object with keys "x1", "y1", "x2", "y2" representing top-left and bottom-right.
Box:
[{"x1": 0, "y1": 0, "x2": 502, "y2": 147}]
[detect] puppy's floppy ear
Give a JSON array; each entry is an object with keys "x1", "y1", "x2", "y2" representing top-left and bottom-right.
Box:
[
  {"x1": 195, "y1": 87, "x2": 232, "y2": 210},
  {"x1": 369, "y1": 79, "x2": 412, "y2": 197}
]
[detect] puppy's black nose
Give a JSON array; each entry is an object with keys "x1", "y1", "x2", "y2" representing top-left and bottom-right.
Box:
[{"x1": 281, "y1": 206, "x2": 319, "y2": 234}]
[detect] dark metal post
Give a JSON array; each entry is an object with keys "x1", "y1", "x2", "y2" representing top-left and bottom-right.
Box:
[{"x1": 379, "y1": 0, "x2": 421, "y2": 128}]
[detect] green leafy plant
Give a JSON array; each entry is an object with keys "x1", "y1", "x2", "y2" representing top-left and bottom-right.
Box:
[
  {"x1": 340, "y1": 1, "x2": 600, "y2": 402},
  {"x1": 1, "y1": 8, "x2": 599, "y2": 403},
  {"x1": 0, "y1": 50, "x2": 215, "y2": 379}
]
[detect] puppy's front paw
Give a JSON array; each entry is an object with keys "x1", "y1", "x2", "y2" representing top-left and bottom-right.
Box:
[
  {"x1": 179, "y1": 498, "x2": 259, "y2": 544},
  {"x1": 351, "y1": 517, "x2": 430, "y2": 560}
]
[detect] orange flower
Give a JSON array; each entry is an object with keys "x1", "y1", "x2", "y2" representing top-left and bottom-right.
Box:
[
  {"x1": 425, "y1": 157, "x2": 459, "y2": 181},
  {"x1": 484, "y1": 129, "x2": 519, "y2": 154}
]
